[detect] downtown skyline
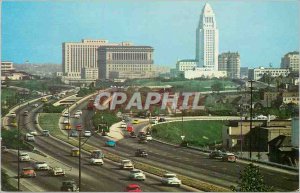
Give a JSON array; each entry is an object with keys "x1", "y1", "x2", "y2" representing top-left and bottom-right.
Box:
[{"x1": 2, "y1": 0, "x2": 299, "y2": 68}]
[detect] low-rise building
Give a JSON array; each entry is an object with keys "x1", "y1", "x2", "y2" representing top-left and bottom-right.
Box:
[
  {"x1": 81, "y1": 67, "x2": 98, "y2": 80},
  {"x1": 282, "y1": 92, "x2": 299, "y2": 105},
  {"x1": 176, "y1": 60, "x2": 197, "y2": 71},
  {"x1": 248, "y1": 67, "x2": 290, "y2": 81},
  {"x1": 184, "y1": 68, "x2": 227, "y2": 79},
  {"x1": 1, "y1": 61, "x2": 14, "y2": 72}
]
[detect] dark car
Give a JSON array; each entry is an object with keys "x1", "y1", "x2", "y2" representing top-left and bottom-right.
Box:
[
  {"x1": 70, "y1": 130, "x2": 79, "y2": 137},
  {"x1": 158, "y1": 117, "x2": 166, "y2": 122},
  {"x1": 138, "y1": 137, "x2": 148, "y2": 144},
  {"x1": 42, "y1": 130, "x2": 50, "y2": 137},
  {"x1": 209, "y1": 150, "x2": 224, "y2": 159},
  {"x1": 61, "y1": 180, "x2": 79, "y2": 192},
  {"x1": 135, "y1": 149, "x2": 148, "y2": 157},
  {"x1": 130, "y1": 132, "x2": 137, "y2": 138}
]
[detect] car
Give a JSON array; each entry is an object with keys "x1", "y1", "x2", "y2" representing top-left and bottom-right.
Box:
[
  {"x1": 135, "y1": 149, "x2": 148, "y2": 157},
  {"x1": 1, "y1": 146, "x2": 8, "y2": 153},
  {"x1": 49, "y1": 167, "x2": 65, "y2": 176},
  {"x1": 21, "y1": 167, "x2": 36, "y2": 178},
  {"x1": 130, "y1": 132, "x2": 137, "y2": 138},
  {"x1": 129, "y1": 169, "x2": 146, "y2": 181},
  {"x1": 42, "y1": 130, "x2": 50, "y2": 137},
  {"x1": 105, "y1": 140, "x2": 116, "y2": 147},
  {"x1": 75, "y1": 110, "x2": 83, "y2": 115},
  {"x1": 89, "y1": 158, "x2": 104, "y2": 165},
  {"x1": 70, "y1": 130, "x2": 79, "y2": 137},
  {"x1": 132, "y1": 119, "x2": 139, "y2": 124},
  {"x1": 90, "y1": 150, "x2": 105, "y2": 158},
  {"x1": 121, "y1": 123, "x2": 127, "y2": 128},
  {"x1": 29, "y1": 130, "x2": 38, "y2": 136},
  {"x1": 137, "y1": 131, "x2": 146, "y2": 138},
  {"x1": 25, "y1": 133, "x2": 35, "y2": 142},
  {"x1": 65, "y1": 123, "x2": 71, "y2": 130},
  {"x1": 138, "y1": 137, "x2": 148, "y2": 144},
  {"x1": 119, "y1": 159, "x2": 134, "y2": 170},
  {"x1": 209, "y1": 150, "x2": 224, "y2": 159},
  {"x1": 62, "y1": 112, "x2": 70, "y2": 117},
  {"x1": 34, "y1": 161, "x2": 50, "y2": 170},
  {"x1": 161, "y1": 173, "x2": 181, "y2": 187},
  {"x1": 19, "y1": 152, "x2": 30, "y2": 161},
  {"x1": 84, "y1": 130, "x2": 92, "y2": 137},
  {"x1": 158, "y1": 117, "x2": 166, "y2": 122},
  {"x1": 61, "y1": 180, "x2": 79, "y2": 192},
  {"x1": 10, "y1": 112, "x2": 16, "y2": 118},
  {"x1": 145, "y1": 134, "x2": 152, "y2": 141},
  {"x1": 32, "y1": 103, "x2": 39, "y2": 107},
  {"x1": 125, "y1": 184, "x2": 142, "y2": 192},
  {"x1": 222, "y1": 153, "x2": 237, "y2": 162},
  {"x1": 23, "y1": 111, "x2": 29, "y2": 116},
  {"x1": 63, "y1": 119, "x2": 70, "y2": 124},
  {"x1": 74, "y1": 113, "x2": 81, "y2": 119}
]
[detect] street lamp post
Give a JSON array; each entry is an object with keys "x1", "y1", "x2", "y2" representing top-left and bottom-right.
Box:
[
  {"x1": 78, "y1": 129, "x2": 82, "y2": 192},
  {"x1": 17, "y1": 98, "x2": 24, "y2": 191}
]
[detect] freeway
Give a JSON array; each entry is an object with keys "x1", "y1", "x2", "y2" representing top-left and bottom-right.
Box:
[
  {"x1": 73, "y1": 100, "x2": 299, "y2": 192},
  {"x1": 5, "y1": 103, "x2": 192, "y2": 192}
]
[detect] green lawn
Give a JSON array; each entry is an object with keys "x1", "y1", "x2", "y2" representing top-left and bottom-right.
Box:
[
  {"x1": 38, "y1": 113, "x2": 66, "y2": 137},
  {"x1": 151, "y1": 120, "x2": 225, "y2": 147}
]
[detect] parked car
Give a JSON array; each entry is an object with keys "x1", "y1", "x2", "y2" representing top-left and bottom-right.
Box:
[
  {"x1": 84, "y1": 130, "x2": 92, "y2": 137},
  {"x1": 61, "y1": 180, "x2": 79, "y2": 192},
  {"x1": 119, "y1": 159, "x2": 134, "y2": 170},
  {"x1": 105, "y1": 140, "x2": 116, "y2": 147},
  {"x1": 129, "y1": 169, "x2": 146, "y2": 181},
  {"x1": 135, "y1": 149, "x2": 148, "y2": 157},
  {"x1": 25, "y1": 133, "x2": 35, "y2": 142},
  {"x1": 19, "y1": 152, "x2": 30, "y2": 161},
  {"x1": 42, "y1": 130, "x2": 50, "y2": 137},
  {"x1": 161, "y1": 173, "x2": 181, "y2": 187},
  {"x1": 90, "y1": 150, "x2": 105, "y2": 158},
  {"x1": 125, "y1": 184, "x2": 142, "y2": 192},
  {"x1": 89, "y1": 158, "x2": 104, "y2": 165},
  {"x1": 70, "y1": 130, "x2": 79, "y2": 137},
  {"x1": 222, "y1": 153, "x2": 237, "y2": 162},
  {"x1": 34, "y1": 161, "x2": 50, "y2": 170},
  {"x1": 21, "y1": 167, "x2": 36, "y2": 178},
  {"x1": 209, "y1": 150, "x2": 224, "y2": 159},
  {"x1": 49, "y1": 167, "x2": 65, "y2": 176}
]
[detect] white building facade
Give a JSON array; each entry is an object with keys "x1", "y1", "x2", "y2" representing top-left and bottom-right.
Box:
[
  {"x1": 281, "y1": 51, "x2": 299, "y2": 72},
  {"x1": 195, "y1": 3, "x2": 219, "y2": 71},
  {"x1": 176, "y1": 60, "x2": 197, "y2": 71},
  {"x1": 248, "y1": 67, "x2": 290, "y2": 81}
]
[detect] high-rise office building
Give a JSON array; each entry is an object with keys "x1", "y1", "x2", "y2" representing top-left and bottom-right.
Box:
[
  {"x1": 281, "y1": 51, "x2": 299, "y2": 73},
  {"x1": 218, "y1": 52, "x2": 240, "y2": 79},
  {"x1": 62, "y1": 39, "x2": 130, "y2": 78},
  {"x1": 98, "y1": 46, "x2": 154, "y2": 80},
  {"x1": 195, "y1": 3, "x2": 219, "y2": 70}
]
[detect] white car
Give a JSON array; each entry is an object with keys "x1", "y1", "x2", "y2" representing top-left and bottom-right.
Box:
[
  {"x1": 129, "y1": 169, "x2": 146, "y2": 181},
  {"x1": 25, "y1": 133, "x2": 35, "y2": 142},
  {"x1": 161, "y1": 173, "x2": 181, "y2": 187},
  {"x1": 29, "y1": 130, "x2": 38, "y2": 136},
  {"x1": 120, "y1": 123, "x2": 127, "y2": 128},
  {"x1": 34, "y1": 161, "x2": 50, "y2": 170},
  {"x1": 119, "y1": 159, "x2": 134, "y2": 170},
  {"x1": 63, "y1": 119, "x2": 70, "y2": 124},
  {"x1": 62, "y1": 112, "x2": 70, "y2": 117},
  {"x1": 32, "y1": 104, "x2": 39, "y2": 107},
  {"x1": 89, "y1": 158, "x2": 104, "y2": 165},
  {"x1": 84, "y1": 131, "x2": 92, "y2": 137},
  {"x1": 74, "y1": 113, "x2": 80, "y2": 119},
  {"x1": 19, "y1": 153, "x2": 30, "y2": 161},
  {"x1": 145, "y1": 134, "x2": 152, "y2": 141},
  {"x1": 75, "y1": 110, "x2": 83, "y2": 115},
  {"x1": 49, "y1": 167, "x2": 65, "y2": 176}
]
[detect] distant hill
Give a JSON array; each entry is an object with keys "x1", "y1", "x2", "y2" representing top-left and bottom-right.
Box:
[{"x1": 14, "y1": 63, "x2": 61, "y2": 77}]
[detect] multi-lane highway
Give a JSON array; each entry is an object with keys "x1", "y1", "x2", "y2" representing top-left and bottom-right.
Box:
[
  {"x1": 71, "y1": 100, "x2": 299, "y2": 192},
  {"x1": 3, "y1": 103, "x2": 194, "y2": 192}
]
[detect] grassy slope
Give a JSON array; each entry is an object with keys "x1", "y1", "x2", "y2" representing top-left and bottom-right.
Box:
[{"x1": 152, "y1": 120, "x2": 225, "y2": 146}]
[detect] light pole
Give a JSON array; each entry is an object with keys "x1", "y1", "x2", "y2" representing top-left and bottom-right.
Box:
[
  {"x1": 248, "y1": 80, "x2": 255, "y2": 159},
  {"x1": 17, "y1": 98, "x2": 24, "y2": 191}
]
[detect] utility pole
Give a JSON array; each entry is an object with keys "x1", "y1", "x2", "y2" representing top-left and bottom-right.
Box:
[
  {"x1": 17, "y1": 105, "x2": 21, "y2": 191},
  {"x1": 248, "y1": 80, "x2": 255, "y2": 159},
  {"x1": 78, "y1": 130, "x2": 82, "y2": 192}
]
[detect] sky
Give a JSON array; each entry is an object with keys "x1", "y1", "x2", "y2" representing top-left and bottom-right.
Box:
[{"x1": 1, "y1": 0, "x2": 299, "y2": 68}]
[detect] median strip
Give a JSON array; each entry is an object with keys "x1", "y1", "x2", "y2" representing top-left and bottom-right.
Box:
[{"x1": 38, "y1": 113, "x2": 230, "y2": 192}]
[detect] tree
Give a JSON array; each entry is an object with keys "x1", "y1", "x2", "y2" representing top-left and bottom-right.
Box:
[
  {"x1": 231, "y1": 163, "x2": 273, "y2": 192},
  {"x1": 211, "y1": 82, "x2": 223, "y2": 93}
]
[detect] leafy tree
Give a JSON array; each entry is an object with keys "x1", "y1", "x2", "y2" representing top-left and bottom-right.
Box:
[
  {"x1": 231, "y1": 163, "x2": 273, "y2": 192},
  {"x1": 211, "y1": 82, "x2": 223, "y2": 93}
]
